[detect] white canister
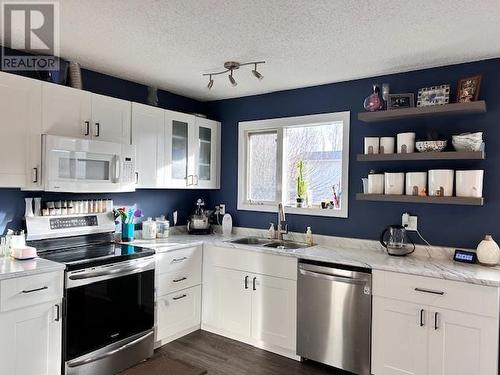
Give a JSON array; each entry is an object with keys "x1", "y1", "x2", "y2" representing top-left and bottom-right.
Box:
[
  {"x1": 142, "y1": 217, "x2": 157, "y2": 240},
  {"x1": 456, "y1": 170, "x2": 484, "y2": 198},
  {"x1": 384, "y1": 173, "x2": 405, "y2": 195},
  {"x1": 405, "y1": 172, "x2": 427, "y2": 196},
  {"x1": 428, "y1": 169, "x2": 454, "y2": 197},
  {"x1": 476, "y1": 235, "x2": 500, "y2": 266},
  {"x1": 368, "y1": 174, "x2": 384, "y2": 194},
  {"x1": 380, "y1": 137, "x2": 395, "y2": 154},
  {"x1": 364, "y1": 137, "x2": 380, "y2": 154},
  {"x1": 397, "y1": 132, "x2": 416, "y2": 153}
]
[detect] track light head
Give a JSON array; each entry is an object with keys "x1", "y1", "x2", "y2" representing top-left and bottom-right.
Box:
[
  {"x1": 207, "y1": 75, "x2": 214, "y2": 89},
  {"x1": 229, "y1": 70, "x2": 237, "y2": 87},
  {"x1": 252, "y1": 63, "x2": 263, "y2": 80}
]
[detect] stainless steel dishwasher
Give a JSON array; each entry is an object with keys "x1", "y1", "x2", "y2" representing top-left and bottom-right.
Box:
[{"x1": 297, "y1": 260, "x2": 372, "y2": 375}]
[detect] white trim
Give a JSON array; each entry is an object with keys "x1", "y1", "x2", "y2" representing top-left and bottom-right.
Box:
[{"x1": 237, "y1": 111, "x2": 350, "y2": 218}]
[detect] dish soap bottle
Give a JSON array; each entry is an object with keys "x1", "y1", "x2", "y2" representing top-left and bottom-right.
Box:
[
  {"x1": 305, "y1": 227, "x2": 313, "y2": 246},
  {"x1": 268, "y1": 223, "x2": 275, "y2": 239}
]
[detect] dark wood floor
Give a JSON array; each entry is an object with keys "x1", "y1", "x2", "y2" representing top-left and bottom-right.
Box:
[{"x1": 158, "y1": 330, "x2": 350, "y2": 375}]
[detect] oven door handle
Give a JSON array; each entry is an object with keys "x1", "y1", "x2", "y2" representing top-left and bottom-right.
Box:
[
  {"x1": 67, "y1": 331, "x2": 154, "y2": 368},
  {"x1": 69, "y1": 264, "x2": 151, "y2": 281}
]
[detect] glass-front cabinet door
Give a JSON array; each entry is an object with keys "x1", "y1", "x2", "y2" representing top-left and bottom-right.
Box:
[
  {"x1": 164, "y1": 110, "x2": 195, "y2": 187},
  {"x1": 194, "y1": 117, "x2": 220, "y2": 189}
]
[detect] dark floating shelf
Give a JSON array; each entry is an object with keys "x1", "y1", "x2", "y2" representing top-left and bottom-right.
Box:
[
  {"x1": 356, "y1": 150, "x2": 485, "y2": 162},
  {"x1": 356, "y1": 193, "x2": 484, "y2": 206},
  {"x1": 357, "y1": 101, "x2": 487, "y2": 123}
]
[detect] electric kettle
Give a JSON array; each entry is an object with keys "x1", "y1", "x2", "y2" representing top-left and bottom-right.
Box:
[{"x1": 380, "y1": 225, "x2": 415, "y2": 256}]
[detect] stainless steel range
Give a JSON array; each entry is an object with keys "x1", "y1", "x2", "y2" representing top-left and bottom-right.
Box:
[{"x1": 26, "y1": 213, "x2": 155, "y2": 375}]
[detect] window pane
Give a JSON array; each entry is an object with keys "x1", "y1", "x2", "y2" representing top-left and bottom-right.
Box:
[
  {"x1": 285, "y1": 122, "x2": 343, "y2": 207},
  {"x1": 248, "y1": 131, "x2": 277, "y2": 202}
]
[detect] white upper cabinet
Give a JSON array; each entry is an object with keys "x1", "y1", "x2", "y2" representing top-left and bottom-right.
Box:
[
  {"x1": 193, "y1": 117, "x2": 220, "y2": 189},
  {"x1": 42, "y1": 83, "x2": 131, "y2": 144},
  {"x1": 164, "y1": 110, "x2": 196, "y2": 188},
  {"x1": 132, "y1": 103, "x2": 165, "y2": 188},
  {"x1": 42, "y1": 82, "x2": 92, "y2": 139},
  {"x1": 0, "y1": 72, "x2": 42, "y2": 188},
  {"x1": 90, "y1": 93, "x2": 131, "y2": 144}
]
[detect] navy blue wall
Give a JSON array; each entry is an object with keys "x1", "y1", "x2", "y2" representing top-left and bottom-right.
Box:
[
  {"x1": 206, "y1": 58, "x2": 500, "y2": 249},
  {"x1": 0, "y1": 47, "x2": 208, "y2": 233}
]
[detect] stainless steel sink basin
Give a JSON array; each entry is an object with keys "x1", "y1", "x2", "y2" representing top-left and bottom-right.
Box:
[
  {"x1": 230, "y1": 237, "x2": 311, "y2": 250},
  {"x1": 230, "y1": 237, "x2": 274, "y2": 245},
  {"x1": 263, "y1": 241, "x2": 310, "y2": 250}
]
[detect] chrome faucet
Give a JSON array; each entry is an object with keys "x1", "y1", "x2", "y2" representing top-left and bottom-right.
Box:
[{"x1": 277, "y1": 203, "x2": 288, "y2": 240}]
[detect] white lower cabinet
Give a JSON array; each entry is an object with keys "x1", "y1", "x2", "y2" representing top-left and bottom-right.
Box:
[
  {"x1": 372, "y1": 270, "x2": 499, "y2": 375},
  {"x1": 202, "y1": 246, "x2": 297, "y2": 358}
]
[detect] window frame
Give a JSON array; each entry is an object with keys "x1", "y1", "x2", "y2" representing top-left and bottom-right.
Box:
[{"x1": 237, "y1": 111, "x2": 350, "y2": 218}]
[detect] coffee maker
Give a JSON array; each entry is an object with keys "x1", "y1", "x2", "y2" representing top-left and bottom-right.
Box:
[{"x1": 380, "y1": 225, "x2": 415, "y2": 256}]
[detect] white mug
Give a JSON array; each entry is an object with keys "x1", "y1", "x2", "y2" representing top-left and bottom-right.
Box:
[
  {"x1": 397, "y1": 132, "x2": 416, "y2": 153},
  {"x1": 405, "y1": 172, "x2": 427, "y2": 196},
  {"x1": 384, "y1": 172, "x2": 405, "y2": 195},
  {"x1": 456, "y1": 170, "x2": 484, "y2": 198},
  {"x1": 364, "y1": 137, "x2": 380, "y2": 154},
  {"x1": 380, "y1": 137, "x2": 395, "y2": 154},
  {"x1": 368, "y1": 174, "x2": 384, "y2": 194},
  {"x1": 428, "y1": 170, "x2": 454, "y2": 197}
]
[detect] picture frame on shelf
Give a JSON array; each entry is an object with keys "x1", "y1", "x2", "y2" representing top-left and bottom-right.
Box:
[
  {"x1": 387, "y1": 93, "x2": 415, "y2": 110},
  {"x1": 456, "y1": 75, "x2": 482, "y2": 103},
  {"x1": 416, "y1": 84, "x2": 450, "y2": 107}
]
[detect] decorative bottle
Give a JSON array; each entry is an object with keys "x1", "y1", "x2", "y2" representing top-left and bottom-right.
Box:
[
  {"x1": 477, "y1": 235, "x2": 500, "y2": 266},
  {"x1": 363, "y1": 85, "x2": 384, "y2": 112}
]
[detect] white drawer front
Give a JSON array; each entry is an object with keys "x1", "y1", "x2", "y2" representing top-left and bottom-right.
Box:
[
  {"x1": 373, "y1": 270, "x2": 500, "y2": 318},
  {"x1": 156, "y1": 263, "x2": 201, "y2": 297},
  {"x1": 156, "y1": 285, "x2": 201, "y2": 342},
  {"x1": 156, "y1": 246, "x2": 201, "y2": 275},
  {"x1": 0, "y1": 271, "x2": 63, "y2": 312},
  {"x1": 204, "y1": 245, "x2": 297, "y2": 280}
]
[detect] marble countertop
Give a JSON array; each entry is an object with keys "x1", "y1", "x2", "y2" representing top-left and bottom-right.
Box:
[
  {"x1": 129, "y1": 231, "x2": 500, "y2": 287},
  {"x1": 0, "y1": 256, "x2": 65, "y2": 281}
]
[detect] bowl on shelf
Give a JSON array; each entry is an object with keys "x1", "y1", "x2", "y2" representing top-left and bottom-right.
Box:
[
  {"x1": 416, "y1": 140, "x2": 447, "y2": 152},
  {"x1": 452, "y1": 132, "x2": 483, "y2": 152}
]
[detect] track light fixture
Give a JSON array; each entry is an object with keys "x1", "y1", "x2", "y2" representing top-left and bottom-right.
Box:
[{"x1": 203, "y1": 60, "x2": 265, "y2": 89}]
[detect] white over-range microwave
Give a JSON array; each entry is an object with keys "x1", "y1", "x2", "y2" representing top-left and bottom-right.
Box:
[{"x1": 42, "y1": 135, "x2": 136, "y2": 193}]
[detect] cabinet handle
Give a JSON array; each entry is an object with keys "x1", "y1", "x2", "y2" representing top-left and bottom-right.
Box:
[
  {"x1": 173, "y1": 294, "x2": 187, "y2": 301},
  {"x1": 54, "y1": 304, "x2": 61, "y2": 322},
  {"x1": 135, "y1": 172, "x2": 139, "y2": 184},
  {"x1": 252, "y1": 277, "x2": 257, "y2": 291},
  {"x1": 171, "y1": 257, "x2": 187, "y2": 263},
  {"x1": 32, "y1": 167, "x2": 38, "y2": 183},
  {"x1": 434, "y1": 312, "x2": 439, "y2": 330},
  {"x1": 94, "y1": 122, "x2": 100, "y2": 137},
  {"x1": 414, "y1": 287, "x2": 445, "y2": 296},
  {"x1": 244, "y1": 275, "x2": 249, "y2": 289},
  {"x1": 84, "y1": 121, "x2": 90, "y2": 136},
  {"x1": 419, "y1": 309, "x2": 425, "y2": 327},
  {"x1": 187, "y1": 175, "x2": 193, "y2": 186},
  {"x1": 21, "y1": 286, "x2": 48, "y2": 294},
  {"x1": 194, "y1": 175, "x2": 199, "y2": 185},
  {"x1": 173, "y1": 277, "x2": 187, "y2": 283}
]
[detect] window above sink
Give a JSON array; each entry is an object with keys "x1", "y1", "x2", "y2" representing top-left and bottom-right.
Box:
[{"x1": 237, "y1": 111, "x2": 350, "y2": 218}]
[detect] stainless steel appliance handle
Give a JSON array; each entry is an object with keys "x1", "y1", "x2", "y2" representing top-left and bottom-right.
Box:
[
  {"x1": 67, "y1": 331, "x2": 154, "y2": 368},
  {"x1": 21, "y1": 286, "x2": 48, "y2": 294},
  {"x1": 414, "y1": 287, "x2": 445, "y2": 296},
  {"x1": 114, "y1": 155, "x2": 121, "y2": 181},
  {"x1": 299, "y1": 268, "x2": 366, "y2": 285},
  {"x1": 69, "y1": 263, "x2": 151, "y2": 281}
]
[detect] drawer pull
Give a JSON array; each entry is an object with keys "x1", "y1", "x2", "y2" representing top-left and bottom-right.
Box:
[
  {"x1": 414, "y1": 287, "x2": 445, "y2": 296},
  {"x1": 173, "y1": 277, "x2": 187, "y2": 283},
  {"x1": 21, "y1": 286, "x2": 48, "y2": 294},
  {"x1": 171, "y1": 257, "x2": 188, "y2": 263},
  {"x1": 434, "y1": 312, "x2": 439, "y2": 330},
  {"x1": 173, "y1": 294, "x2": 187, "y2": 301}
]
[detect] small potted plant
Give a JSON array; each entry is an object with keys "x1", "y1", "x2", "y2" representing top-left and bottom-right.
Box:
[{"x1": 296, "y1": 160, "x2": 308, "y2": 208}]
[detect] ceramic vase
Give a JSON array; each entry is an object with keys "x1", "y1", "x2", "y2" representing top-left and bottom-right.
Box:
[
  {"x1": 363, "y1": 85, "x2": 383, "y2": 112},
  {"x1": 477, "y1": 235, "x2": 500, "y2": 266}
]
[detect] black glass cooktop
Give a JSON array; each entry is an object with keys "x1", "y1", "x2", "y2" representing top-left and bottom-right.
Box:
[{"x1": 38, "y1": 243, "x2": 155, "y2": 271}]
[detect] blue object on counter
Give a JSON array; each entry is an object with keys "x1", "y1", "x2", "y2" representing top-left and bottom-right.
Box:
[{"x1": 121, "y1": 223, "x2": 135, "y2": 242}]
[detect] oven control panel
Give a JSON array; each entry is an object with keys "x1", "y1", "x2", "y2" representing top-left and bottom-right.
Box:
[{"x1": 49, "y1": 215, "x2": 98, "y2": 230}]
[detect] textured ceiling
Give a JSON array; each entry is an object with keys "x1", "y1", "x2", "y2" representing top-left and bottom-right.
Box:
[{"x1": 18, "y1": 0, "x2": 500, "y2": 100}]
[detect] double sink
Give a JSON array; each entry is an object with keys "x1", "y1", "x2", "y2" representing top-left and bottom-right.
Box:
[{"x1": 230, "y1": 236, "x2": 312, "y2": 250}]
